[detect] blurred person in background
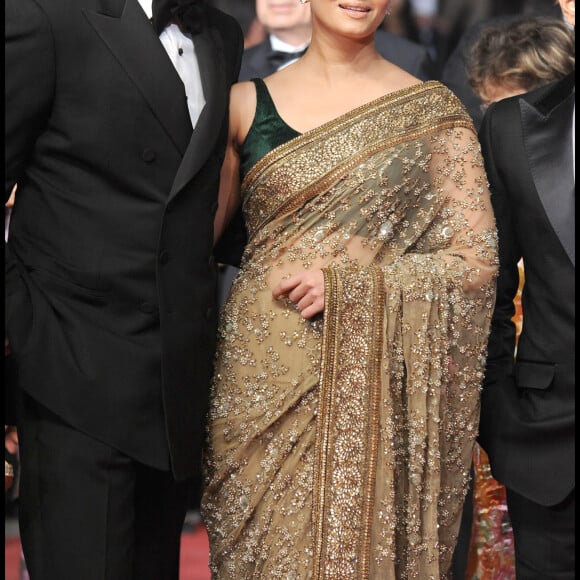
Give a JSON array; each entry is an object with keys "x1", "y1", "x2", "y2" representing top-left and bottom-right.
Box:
[
  {"x1": 208, "y1": 0, "x2": 266, "y2": 46},
  {"x1": 208, "y1": 0, "x2": 256, "y2": 35},
  {"x1": 440, "y1": 0, "x2": 566, "y2": 128},
  {"x1": 466, "y1": 15, "x2": 574, "y2": 109},
  {"x1": 383, "y1": 0, "x2": 561, "y2": 72},
  {"x1": 477, "y1": 1, "x2": 575, "y2": 577},
  {"x1": 379, "y1": 0, "x2": 492, "y2": 73}
]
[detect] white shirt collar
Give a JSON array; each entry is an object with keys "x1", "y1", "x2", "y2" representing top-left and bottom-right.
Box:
[
  {"x1": 269, "y1": 34, "x2": 310, "y2": 54},
  {"x1": 137, "y1": 0, "x2": 152, "y2": 19}
]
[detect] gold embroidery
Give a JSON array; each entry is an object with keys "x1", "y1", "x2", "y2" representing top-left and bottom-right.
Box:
[{"x1": 202, "y1": 81, "x2": 497, "y2": 579}]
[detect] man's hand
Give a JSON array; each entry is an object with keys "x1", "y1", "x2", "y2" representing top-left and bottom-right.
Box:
[{"x1": 272, "y1": 269, "x2": 325, "y2": 319}]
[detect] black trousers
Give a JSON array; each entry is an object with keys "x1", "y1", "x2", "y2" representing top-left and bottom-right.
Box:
[
  {"x1": 451, "y1": 463, "x2": 474, "y2": 579},
  {"x1": 18, "y1": 394, "x2": 192, "y2": 580},
  {"x1": 506, "y1": 487, "x2": 575, "y2": 580}
]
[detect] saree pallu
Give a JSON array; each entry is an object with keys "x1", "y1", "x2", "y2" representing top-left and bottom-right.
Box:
[{"x1": 202, "y1": 81, "x2": 498, "y2": 579}]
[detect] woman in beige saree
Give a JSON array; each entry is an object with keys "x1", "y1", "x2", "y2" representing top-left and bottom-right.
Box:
[{"x1": 202, "y1": 1, "x2": 498, "y2": 578}]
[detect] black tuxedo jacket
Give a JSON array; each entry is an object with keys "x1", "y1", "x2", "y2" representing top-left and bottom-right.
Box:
[
  {"x1": 239, "y1": 29, "x2": 437, "y2": 82},
  {"x1": 478, "y1": 73, "x2": 575, "y2": 506},
  {"x1": 5, "y1": 0, "x2": 243, "y2": 481}
]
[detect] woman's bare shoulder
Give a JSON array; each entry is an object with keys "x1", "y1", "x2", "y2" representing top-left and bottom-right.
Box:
[
  {"x1": 231, "y1": 80, "x2": 257, "y2": 109},
  {"x1": 230, "y1": 81, "x2": 259, "y2": 146}
]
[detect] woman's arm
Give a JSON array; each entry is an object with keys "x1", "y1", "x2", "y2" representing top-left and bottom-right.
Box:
[{"x1": 213, "y1": 82, "x2": 257, "y2": 244}]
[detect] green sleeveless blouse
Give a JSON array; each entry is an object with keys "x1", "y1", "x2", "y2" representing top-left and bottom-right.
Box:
[{"x1": 240, "y1": 78, "x2": 301, "y2": 179}]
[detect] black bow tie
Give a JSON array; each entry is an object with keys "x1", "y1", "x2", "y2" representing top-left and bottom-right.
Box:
[
  {"x1": 267, "y1": 47, "x2": 308, "y2": 70},
  {"x1": 151, "y1": 0, "x2": 206, "y2": 35}
]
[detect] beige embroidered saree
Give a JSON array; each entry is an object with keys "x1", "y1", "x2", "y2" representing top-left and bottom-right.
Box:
[{"x1": 202, "y1": 82, "x2": 498, "y2": 579}]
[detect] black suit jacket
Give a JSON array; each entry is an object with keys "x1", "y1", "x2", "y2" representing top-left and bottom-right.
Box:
[
  {"x1": 5, "y1": 0, "x2": 243, "y2": 481},
  {"x1": 478, "y1": 73, "x2": 575, "y2": 506},
  {"x1": 240, "y1": 29, "x2": 437, "y2": 82}
]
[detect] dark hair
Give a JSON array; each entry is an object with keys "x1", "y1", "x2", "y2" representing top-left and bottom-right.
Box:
[{"x1": 467, "y1": 16, "x2": 575, "y2": 101}]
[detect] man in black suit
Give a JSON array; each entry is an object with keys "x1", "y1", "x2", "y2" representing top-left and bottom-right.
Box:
[
  {"x1": 5, "y1": 0, "x2": 242, "y2": 578},
  {"x1": 478, "y1": 0, "x2": 575, "y2": 576},
  {"x1": 240, "y1": 0, "x2": 437, "y2": 82}
]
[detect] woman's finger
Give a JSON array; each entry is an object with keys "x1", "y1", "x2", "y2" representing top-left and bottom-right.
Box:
[
  {"x1": 272, "y1": 274, "x2": 301, "y2": 299},
  {"x1": 300, "y1": 299, "x2": 324, "y2": 319}
]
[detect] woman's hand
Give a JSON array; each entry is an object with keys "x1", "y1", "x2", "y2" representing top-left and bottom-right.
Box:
[
  {"x1": 5, "y1": 426, "x2": 18, "y2": 456},
  {"x1": 273, "y1": 269, "x2": 325, "y2": 319}
]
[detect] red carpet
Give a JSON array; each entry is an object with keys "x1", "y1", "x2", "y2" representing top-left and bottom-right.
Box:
[{"x1": 5, "y1": 527, "x2": 211, "y2": 580}]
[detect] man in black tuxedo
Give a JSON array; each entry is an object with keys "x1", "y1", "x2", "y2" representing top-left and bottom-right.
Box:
[
  {"x1": 5, "y1": 0, "x2": 242, "y2": 578},
  {"x1": 478, "y1": 0, "x2": 575, "y2": 576},
  {"x1": 240, "y1": 0, "x2": 438, "y2": 82}
]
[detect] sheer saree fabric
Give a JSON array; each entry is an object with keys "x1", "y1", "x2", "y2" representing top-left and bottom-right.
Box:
[{"x1": 202, "y1": 81, "x2": 498, "y2": 579}]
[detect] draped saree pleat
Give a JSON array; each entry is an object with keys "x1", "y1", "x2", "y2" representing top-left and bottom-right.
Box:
[{"x1": 202, "y1": 81, "x2": 498, "y2": 579}]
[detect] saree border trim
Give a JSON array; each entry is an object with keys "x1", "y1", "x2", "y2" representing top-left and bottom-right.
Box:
[
  {"x1": 312, "y1": 267, "x2": 340, "y2": 580},
  {"x1": 358, "y1": 266, "x2": 386, "y2": 578},
  {"x1": 313, "y1": 265, "x2": 386, "y2": 579},
  {"x1": 246, "y1": 117, "x2": 472, "y2": 241},
  {"x1": 243, "y1": 81, "x2": 443, "y2": 190}
]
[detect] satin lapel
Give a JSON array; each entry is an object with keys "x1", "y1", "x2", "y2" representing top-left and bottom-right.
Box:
[
  {"x1": 521, "y1": 91, "x2": 575, "y2": 267},
  {"x1": 83, "y1": 0, "x2": 192, "y2": 155},
  {"x1": 169, "y1": 23, "x2": 227, "y2": 199}
]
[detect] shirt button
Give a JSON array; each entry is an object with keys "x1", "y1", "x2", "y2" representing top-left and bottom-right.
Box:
[
  {"x1": 159, "y1": 251, "x2": 169, "y2": 264},
  {"x1": 141, "y1": 148, "x2": 156, "y2": 163},
  {"x1": 178, "y1": 48, "x2": 184, "y2": 56}
]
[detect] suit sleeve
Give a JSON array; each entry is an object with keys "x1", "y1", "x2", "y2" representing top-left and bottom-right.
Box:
[
  {"x1": 440, "y1": 46, "x2": 483, "y2": 129},
  {"x1": 5, "y1": 0, "x2": 55, "y2": 200},
  {"x1": 5, "y1": 0, "x2": 55, "y2": 300},
  {"x1": 415, "y1": 49, "x2": 438, "y2": 81},
  {"x1": 213, "y1": 206, "x2": 247, "y2": 266},
  {"x1": 478, "y1": 107, "x2": 521, "y2": 379},
  {"x1": 213, "y1": 17, "x2": 246, "y2": 267}
]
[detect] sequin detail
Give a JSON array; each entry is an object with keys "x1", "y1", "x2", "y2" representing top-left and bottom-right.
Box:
[{"x1": 202, "y1": 81, "x2": 498, "y2": 579}]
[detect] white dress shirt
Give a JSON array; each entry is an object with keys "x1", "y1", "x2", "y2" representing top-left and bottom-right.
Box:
[
  {"x1": 137, "y1": 0, "x2": 206, "y2": 128},
  {"x1": 269, "y1": 35, "x2": 310, "y2": 71}
]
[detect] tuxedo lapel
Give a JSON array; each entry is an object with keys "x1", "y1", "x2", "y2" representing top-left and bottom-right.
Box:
[
  {"x1": 169, "y1": 23, "x2": 227, "y2": 199},
  {"x1": 521, "y1": 81, "x2": 575, "y2": 267},
  {"x1": 83, "y1": 0, "x2": 193, "y2": 155}
]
